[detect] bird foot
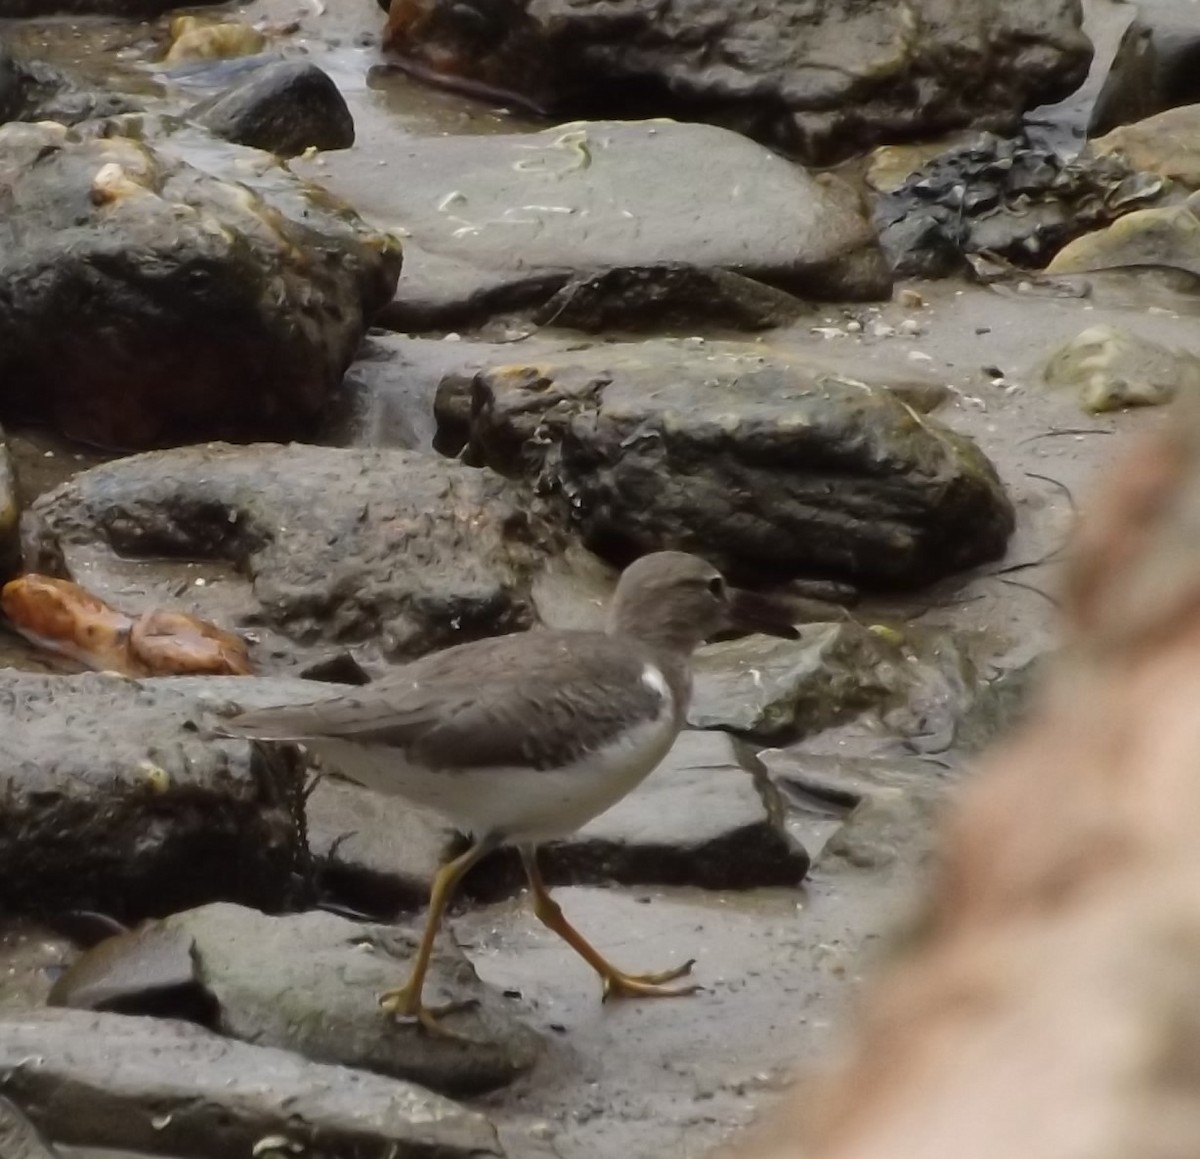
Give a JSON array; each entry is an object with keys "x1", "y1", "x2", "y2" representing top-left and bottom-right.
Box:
[
  {"x1": 379, "y1": 986, "x2": 480, "y2": 1039},
  {"x1": 600, "y1": 958, "x2": 701, "y2": 1002}
]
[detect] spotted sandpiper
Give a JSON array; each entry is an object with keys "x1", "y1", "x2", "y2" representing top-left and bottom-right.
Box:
[{"x1": 220, "y1": 551, "x2": 798, "y2": 1033}]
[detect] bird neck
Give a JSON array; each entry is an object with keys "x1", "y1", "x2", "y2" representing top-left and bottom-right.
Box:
[{"x1": 607, "y1": 607, "x2": 704, "y2": 657}]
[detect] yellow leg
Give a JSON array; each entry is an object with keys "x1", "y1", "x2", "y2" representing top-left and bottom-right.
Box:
[
  {"x1": 519, "y1": 846, "x2": 700, "y2": 1002},
  {"x1": 380, "y1": 837, "x2": 496, "y2": 1036}
]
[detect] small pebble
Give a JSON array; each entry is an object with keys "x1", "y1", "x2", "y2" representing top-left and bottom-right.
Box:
[
  {"x1": 896, "y1": 288, "x2": 925, "y2": 308},
  {"x1": 844, "y1": 319, "x2": 863, "y2": 333},
  {"x1": 907, "y1": 350, "x2": 933, "y2": 363},
  {"x1": 871, "y1": 321, "x2": 896, "y2": 338},
  {"x1": 896, "y1": 318, "x2": 923, "y2": 336}
]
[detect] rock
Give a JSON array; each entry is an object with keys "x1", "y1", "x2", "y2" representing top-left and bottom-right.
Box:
[
  {"x1": 440, "y1": 340, "x2": 1014, "y2": 588},
  {"x1": 0, "y1": 1096, "x2": 58, "y2": 1159},
  {"x1": 1043, "y1": 324, "x2": 1200, "y2": 413},
  {"x1": 0, "y1": 120, "x2": 401, "y2": 450},
  {"x1": 1090, "y1": 103, "x2": 1200, "y2": 190},
  {"x1": 873, "y1": 131, "x2": 1164, "y2": 278},
  {"x1": 307, "y1": 775, "x2": 454, "y2": 912},
  {"x1": 51, "y1": 903, "x2": 542, "y2": 1096},
  {"x1": 0, "y1": 40, "x2": 137, "y2": 125},
  {"x1": 0, "y1": 1008, "x2": 501, "y2": 1156},
  {"x1": 0, "y1": 427, "x2": 18, "y2": 582},
  {"x1": 381, "y1": 0, "x2": 1091, "y2": 165},
  {"x1": 190, "y1": 60, "x2": 355, "y2": 158},
  {"x1": 295, "y1": 119, "x2": 891, "y2": 330},
  {"x1": 23, "y1": 443, "x2": 559, "y2": 667},
  {"x1": 164, "y1": 15, "x2": 266, "y2": 65},
  {"x1": 759, "y1": 750, "x2": 948, "y2": 875},
  {"x1": 0, "y1": 671, "x2": 316, "y2": 918},
  {"x1": 536, "y1": 729, "x2": 809, "y2": 890},
  {"x1": 531, "y1": 265, "x2": 808, "y2": 333},
  {"x1": 688, "y1": 623, "x2": 987, "y2": 749},
  {"x1": 1088, "y1": 0, "x2": 1200, "y2": 137},
  {"x1": 952, "y1": 657, "x2": 1043, "y2": 755},
  {"x1": 1047, "y1": 197, "x2": 1200, "y2": 281}
]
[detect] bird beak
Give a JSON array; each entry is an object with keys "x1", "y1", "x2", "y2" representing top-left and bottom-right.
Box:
[{"x1": 726, "y1": 588, "x2": 800, "y2": 640}]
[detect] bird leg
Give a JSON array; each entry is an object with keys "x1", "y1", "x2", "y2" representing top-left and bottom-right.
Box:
[
  {"x1": 519, "y1": 846, "x2": 700, "y2": 1001},
  {"x1": 380, "y1": 836, "x2": 497, "y2": 1036}
]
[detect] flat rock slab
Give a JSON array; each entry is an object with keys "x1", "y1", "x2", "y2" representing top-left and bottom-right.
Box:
[
  {"x1": 294, "y1": 119, "x2": 891, "y2": 328},
  {"x1": 0, "y1": 1008, "x2": 502, "y2": 1157},
  {"x1": 381, "y1": 1, "x2": 1091, "y2": 165},
  {"x1": 438, "y1": 340, "x2": 1014, "y2": 587},
  {"x1": 0, "y1": 119, "x2": 400, "y2": 450},
  {"x1": 23, "y1": 442, "x2": 560, "y2": 668},
  {"x1": 0, "y1": 671, "x2": 319, "y2": 918},
  {"x1": 50, "y1": 903, "x2": 541, "y2": 1097}
]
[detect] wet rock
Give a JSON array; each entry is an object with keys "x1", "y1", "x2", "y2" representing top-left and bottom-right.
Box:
[
  {"x1": 1043, "y1": 324, "x2": 1200, "y2": 413},
  {"x1": 952, "y1": 657, "x2": 1043, "y2": 755},
  {"x1": 307, "y1": 775, "x2": 454, "y2": 912},
  {"x1": 532, "y1": 265, "x2": 808, "y2": 333},
  {"x1": 0, "y1": 1096, "x2": 59, "y2": 1159},
  {"x1": 296, "y1": 119, "x2": 891, "y2": 330},
  {"x1": 381, "y1": 0, "x2": 1091, "y2": 166},
  {"x1": 0, "y1": 671, "x2": 313, "y2": 919},
  {"x1": 688, "y1": 623, "x2": 985, "y2": 749},
  {"x1": 873, "y1": 131, "x2": 1164, "y2": 277},
  {"x1": 52, "y1": 903, "x2": 541, "y2": 1097},
  {"x1": 0, "y1": 120, "x2": 401, "y2": 450},
  {"x1": 1047, "y1": 197, "x2": 1200, "y2": 282},
  {"x1": 760, "y1": 751, "x2": 948, "y2": 874},
  {"x1": 1091, "y1": 103, "x2": 1200, "y2": 190},
  {"x1": 0, "y1": 40, "x2": 136, "y2": 125},
  {"x1": 1088, "y1": 0, "x2": 1200, "y2": 137},
  {"x1": 0, "y1": 427, "x2": 18, "y2": 582},
  {"x1": 536, "y1": 730, "x2": 809, "y2": 890},
  {"x1": 23, "y1": 443, "x2": 559, "y2": 666},
  {"x1": 190, "y1": 59, "x2": 355, "y2": 158},
  {"x1": 0, "y1": 1008, "x2": 501, "y2": 1156},
  {"x1": 441, "y1": 341, "x2": 1014, "y2": 588}
]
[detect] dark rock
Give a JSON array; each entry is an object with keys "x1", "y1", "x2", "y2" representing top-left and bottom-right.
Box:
[
  {"x1": 1089, "y1": 0, "x2": 1200, "y2": 137},
  {"x1": 536, "y1": 730, "x2": 809, "y2": 890},
  {"x1": 0, "y1": 671, "x2": 313, "y2": 919},
  {"x1": 440, "y1": 340, "x2": 1014, "y2": 588},
  {"x1": 295, "y1": 119, "x2": 891, "y2": 331},
  {"x1": 0, "y1": 427, "x2": 18, "y2": 582},
  {"x1": 873, "y1": 131, "x2": 1165, "y2": 278},
  {"x1": 50, "y1": 903, "x2": 542, "y2": 1097},
  {"x1": 532, "y1": 265, "x2": 808, "y2": 333},
  {"x1": 0, "y1": 120, "x2": 401, "y2": 450},
  {"x1": 22, "y1": 443, "x2": 560, "y2": 667},
  {"x1": 0, "y1": 1008, "x2": 501, "y2": 1156},
  {"x1": 0, "y1": 1096, "x2": 59, "y2": 1159},
  {"x1": 0, "y1": 42, "x2": 137, "y2": 125},
  {"x1": 190, "y1": 60, "x2": 355, "y2": 158},
  {"x1": 380, "y1": 0, "x2": 1091, "y2": 165}
]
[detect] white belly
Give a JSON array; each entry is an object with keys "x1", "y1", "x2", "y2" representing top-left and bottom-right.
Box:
[{"x1": 307, "y1": 709, "x2": 680, "y2": 844}]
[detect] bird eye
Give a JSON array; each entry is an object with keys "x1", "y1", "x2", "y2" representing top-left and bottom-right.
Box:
[{"x1": 707, "y1": 575, "x2": 726, "y2": 597}]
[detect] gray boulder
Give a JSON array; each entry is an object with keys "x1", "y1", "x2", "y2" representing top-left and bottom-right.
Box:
[
  {"x1": 23, "y1": 443, "x2": 561, "y2": 667},
  {"x1": 380, "y1": 0, "x2": 1092, "y2": 163},
  {"x1": 0, "y1": 119, "x2": 400, "y2": 449},
  {"x1": 0, "y1": 1008, "x2": 501, "y2": 1157}
]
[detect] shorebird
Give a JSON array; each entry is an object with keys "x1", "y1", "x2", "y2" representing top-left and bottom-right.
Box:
[{"x1": 220, "y1": 551, "x2": 798, "y2": 1033}]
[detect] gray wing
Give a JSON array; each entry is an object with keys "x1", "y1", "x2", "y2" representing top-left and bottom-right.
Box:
[{"x1": 218, "y1": 631, "x2": 670, "y2": 771}]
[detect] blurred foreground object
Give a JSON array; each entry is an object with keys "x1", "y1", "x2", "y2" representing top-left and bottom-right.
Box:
[{"x1": 729, "y1": 397, "x2": 1200, "y2": 1159}]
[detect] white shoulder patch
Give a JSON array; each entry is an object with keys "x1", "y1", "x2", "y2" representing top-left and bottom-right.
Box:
[{"x1": 640, "y1": 663, "x2": 670, "y2": 704}]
